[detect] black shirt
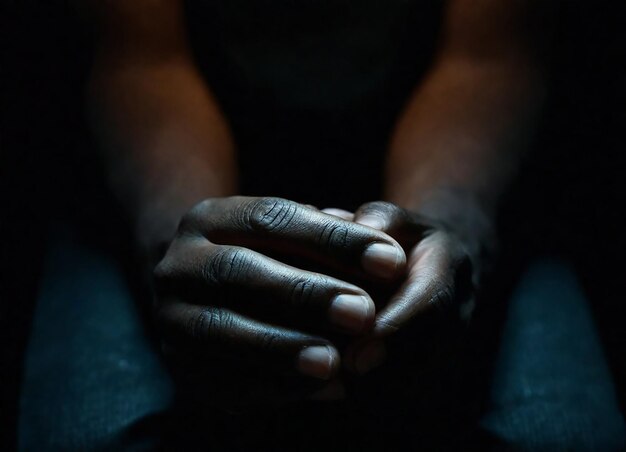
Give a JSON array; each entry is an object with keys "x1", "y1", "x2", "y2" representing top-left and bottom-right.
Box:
[{"x1": 185, "y1": 0, "x2": 444, "y2": 209}]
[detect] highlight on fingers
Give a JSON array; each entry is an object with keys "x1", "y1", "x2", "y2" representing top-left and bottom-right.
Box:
[
  {"x1": 155, "y1": 240, "x2": 377, "y2": 334},
  {"x1": 156, "y1": 302, "x2": 342, "y2": 380}
]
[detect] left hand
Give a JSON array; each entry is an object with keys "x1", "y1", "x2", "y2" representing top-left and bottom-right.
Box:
[{"x1": 324, "y1": 201, "x2": 492, "y2": 376}]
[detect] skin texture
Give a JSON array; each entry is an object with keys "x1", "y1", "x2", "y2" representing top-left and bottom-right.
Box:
[
  {"x1": 87, "y1": 0, "x2": 237, "y2": 258},
  {"x1": 153, "y1": 196, "x2": 406, "y2": 406},
  {"x1": 87, "y1": 0, "x2": 546, "y2": 407}
]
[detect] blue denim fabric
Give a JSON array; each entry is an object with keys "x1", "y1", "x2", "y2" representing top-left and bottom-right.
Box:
[
  {"x1": 18, "y1": 230, "x2": 174, "y2": 451},
  {"x1": 19, "y1": 229, "x2": 626, "y2": 451},
  {"x1": 481, "y1": 261, "x2": 626, "y2": 450}
]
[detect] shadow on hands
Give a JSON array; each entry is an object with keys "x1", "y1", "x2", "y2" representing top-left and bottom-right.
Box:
[{"x1": 324, "y1": 201, "x2": 488, "y2": 407}]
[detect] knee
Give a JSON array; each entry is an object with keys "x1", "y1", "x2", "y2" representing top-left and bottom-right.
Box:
[
  {"x1": 481, "y1": 400, "x2": 626, "y2": 451},
  {"x1": 19, "y1": 399, "x2": 172, "y2": 451},
  {"x1": 481, "y1": 258, "x2": 626, "y2": 450}
]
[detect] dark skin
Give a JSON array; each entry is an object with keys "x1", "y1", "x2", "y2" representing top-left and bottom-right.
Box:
[{"x1": 87, "y1": 0, "x2": 545, "y2": 406}]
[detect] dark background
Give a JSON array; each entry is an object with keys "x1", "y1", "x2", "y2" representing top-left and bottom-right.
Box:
[{"x1": 2, "y1": 1, "x2": 625, "y2": 450}]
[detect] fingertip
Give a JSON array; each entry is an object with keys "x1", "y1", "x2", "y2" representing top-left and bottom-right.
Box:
[
  {"x1": 362, "y1": 242, "x2": 407, "y2": 279},
  {"x1": 328, "y1": 294, "x2": 375, "y2": 334},
  {"x1": 321, "y1": 207, "x2": 355, "y2": 221},
  {"x1": 296, "y1": 345, "x2": 340, "y2": 380},
  {"x1": 355, "y1": 214, "x2": 386, "y2": 230}
]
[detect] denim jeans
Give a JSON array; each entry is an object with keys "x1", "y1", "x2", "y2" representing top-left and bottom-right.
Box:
[{"x1": 19, "y1": 227, "x2": 626, "y2": 451}]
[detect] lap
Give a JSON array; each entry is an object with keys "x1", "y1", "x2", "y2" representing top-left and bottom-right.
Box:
[
  {"x1": 18, "y1": 228, "x2": 174, "y2": 451},
  {"x1": 19, "y1": 228, "x2": 626, "y2": 451}
]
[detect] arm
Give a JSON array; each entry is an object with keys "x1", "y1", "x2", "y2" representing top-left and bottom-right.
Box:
[
  {"x1": 386, "y1": 0, "x2": 545, "y2": 236},
  {"x1": 86, "y1": 1, "x2": 409, "y2": 406},
  {"x1": 87, "y1": 0, "x2": 237, "y2": 257},
  {"x1": 350, "y1": 0, "x2": 548, "y2": 366}
]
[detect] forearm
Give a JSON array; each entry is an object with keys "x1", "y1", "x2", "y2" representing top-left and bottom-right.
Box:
[
  {"x1": 89, "y1": 59, "x2": 236, "y2": 250},
  {"x1": 385, "y1": 0, "x2": 548, "y2": 241},
  {"x1": 85, "y1": 0, "x2": 236, "y2": 255},
  {"x1": 386, "y1": 55, "x2": 543, "y2": 220}
]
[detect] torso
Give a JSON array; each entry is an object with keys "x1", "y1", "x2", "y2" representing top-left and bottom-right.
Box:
[{"x1": 184, "y1": 0, "x2": 445, "y2": 208}]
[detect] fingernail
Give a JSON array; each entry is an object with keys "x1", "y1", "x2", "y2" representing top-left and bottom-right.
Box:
[
  {"x1": 329, "y1": 294, "x2": 374, "y2": 333},
  {"x1": 354, "y1": 341, "x2": 387, "y2": 375},
  {"x1": 362, "y1": 243, "x2": 406, "y2": 279},
  {"x1": 297, "y1": 346, "x2": 339, "y2": 380},
  {"x1": 321, "y1": 208, "x2": 354, "y2": 221},
  {"x1": 309, "y1": 380, "x2": 346, "y2": 401},
  {"x1": 357, "y1": 215, "x2": 386, "y2": 230}
]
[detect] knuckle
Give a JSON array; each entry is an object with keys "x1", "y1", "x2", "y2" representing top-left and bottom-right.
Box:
[
  {"x1": 153, "y1": 259, "x2": 171, "y2": 282},
  {"x1": 243, "y1": 197, "x2": 299, "y2": 233},
  {"x1": 257, "y1": 329, "x2": 282, "y2": 351},
  {"x1": 189, "y1": 307, "x2": 234, "y2": 342},
  {"x1": 152, "y1": 256, "x2": 180, "y2": 294},
  {"x1": 428, "y1": 282, "x2": 456, "y2": 312},
  {"x1": 188, "y1": 309, "x2": 210, "y2": 340},
  {"x1": 203, "y1": 247, "x2": 252, "y2": 286},
  {"x1": 179, "y1": 199, "x2": 213, "y2": 232},
  {"x1": 375, "y1": 315, "x2": 401, "y2": 334},
  {"x1": 289, "y1": 276, "x2": 319, "y2": 309},
  {"x1": 317, "y1": 220, "x2": 350, "y2": 250}
]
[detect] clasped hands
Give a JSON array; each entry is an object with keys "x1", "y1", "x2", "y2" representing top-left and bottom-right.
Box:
[{"x1": 154, "y1": 197, "x2": 476, "y2": 408}]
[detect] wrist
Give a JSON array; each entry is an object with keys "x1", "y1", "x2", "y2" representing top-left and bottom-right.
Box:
[
  {"x1": 388, "y1": 187, "x2": 497, "y2": 268},
  {"x1": 134, "y1": 182, "x2": 235, "y2": 267}
]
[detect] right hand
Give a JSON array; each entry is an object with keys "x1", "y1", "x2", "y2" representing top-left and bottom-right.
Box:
[{"x1": 152, "y1": 196, "x2": 406, "y2": 408}]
